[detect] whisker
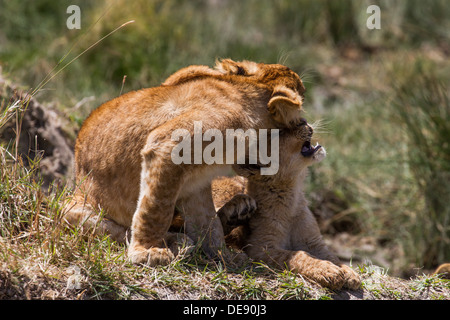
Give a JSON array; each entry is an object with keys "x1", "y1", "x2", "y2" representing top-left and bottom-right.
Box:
[
  {"x1": 310, "y1": 118, "x2": 332, "y2": 135},
  {"x1": 298, "y1": 68, "x2": 319, "y2": 85}
]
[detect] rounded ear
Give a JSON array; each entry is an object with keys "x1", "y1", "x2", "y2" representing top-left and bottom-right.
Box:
[
  {"x1": 163, "y1": 65, "x2": 222, "y2": 86},
  {"x1": 215, "y1": 59, "x2": 259, "y2": 76},
  {"x1": 268, "y1": 85, "x2": 303, "y2": 127},
  {"x1": 232, "y1": 163, "x2": 261, "y2": 178}
]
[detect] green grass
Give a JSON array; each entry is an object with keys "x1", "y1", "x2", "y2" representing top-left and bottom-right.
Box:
[{"x1": 390, "y1": 58, "x2": 450, "y2": 268}]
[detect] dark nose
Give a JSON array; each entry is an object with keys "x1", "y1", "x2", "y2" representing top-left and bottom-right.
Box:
[{"x1": 302, "y1": 118, "x2": 313, "y2": 135}]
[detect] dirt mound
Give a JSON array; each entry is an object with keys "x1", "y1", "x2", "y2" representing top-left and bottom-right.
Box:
[{"x1": 0, "y1": 74, "x2": 74, "y2": 188}]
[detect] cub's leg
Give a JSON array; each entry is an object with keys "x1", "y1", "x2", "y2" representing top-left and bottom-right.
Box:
[
  {"x1": 246, "y1": 217, "x2": 349, "y2": 290},
  {"x1": 128, "y1": 136, "x2": 227, "y2": 266},
  {"x1": 178, "y1": 184, "x2": 248, "y2": 265},
  {"x1": 290, "y1": 205, "x2": 341, "y2": 263},
  {"x1": 128, "y1": 140, "x2": 186, "y2": 266},
  {"x1": 289, "y1": 206, "x2": 361, "y2": 290},
  {"x1": 64, "y1": 192, "x2": 128, "y2": 243},
  {"x1": 177, "y1": 184, "x2": 227, "y2": 258},
  {"x1": 247, "y1": 244, "x2": 347, "y2": 289}
]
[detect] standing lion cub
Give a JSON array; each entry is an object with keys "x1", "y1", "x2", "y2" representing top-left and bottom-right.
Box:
[
  {"x1": 65, "y1": 59, "x2": 306, "y2": 266},
  {"x1": 212, "y1": 118, "x2": 361, "y2": 290}
]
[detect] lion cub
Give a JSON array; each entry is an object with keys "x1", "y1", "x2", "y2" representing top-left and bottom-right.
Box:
[
  {"x1": 212, "y1": 119, "x2": 361, "y2": 290},
  {"x1": 65, "y1": 59, "x2": 306, "y2": 266}
]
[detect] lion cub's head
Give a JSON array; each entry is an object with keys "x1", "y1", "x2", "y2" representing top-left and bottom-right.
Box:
[
  {"x1": 233, "y1": 117, "x2": 325, "y2": 182},
  {"x1": 163, "y1": 59, "x2": 306, "y2": 128}
]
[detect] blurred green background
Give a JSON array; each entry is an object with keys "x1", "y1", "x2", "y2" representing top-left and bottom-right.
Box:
[{"x1": 0, "y1": 0, "x2": 449, "y2": 275}]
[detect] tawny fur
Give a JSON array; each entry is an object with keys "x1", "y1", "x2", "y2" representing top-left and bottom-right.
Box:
[
  {"x1": 212, "y1": 120, "x2": 361, "y2": 290},
  {"x1": 433, "y1": 263, "x2": 450, "y2": 279},
  {"x1": 64, "y1": 59, "x2": 306, "y2": 266}
]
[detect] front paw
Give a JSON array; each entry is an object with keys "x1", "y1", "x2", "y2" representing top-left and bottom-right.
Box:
[
  {"x1": 218, "y1": 194, "x2": 257, "y2": 229},
  {"x1": 218, "y1": 247, "x2": 250, "y2": 268},
  {"x1": 164, "y1": 232, "x2": 195, "y2": 257},
  {"x1": 128, "y1": 244, "x2": 175, "y2": 266},
  {"x1": 311, "y1": 260, "x2": 347, "y2": 290},
  {"x1": 340, "y1": 264, "x2": 361, "y2": 290}
]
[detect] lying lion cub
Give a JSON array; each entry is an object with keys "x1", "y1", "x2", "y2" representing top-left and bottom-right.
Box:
[
  {"x1": 212, "y1": 118, "x2": 361, "y2": 290},
  {"x1": 65, "y1": 59, "x2": 306, "y2": 266}
]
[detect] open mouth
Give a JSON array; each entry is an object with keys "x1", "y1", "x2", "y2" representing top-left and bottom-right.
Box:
[{"x1": 301, "y1": 141, "x2": 322, "y2": 157}]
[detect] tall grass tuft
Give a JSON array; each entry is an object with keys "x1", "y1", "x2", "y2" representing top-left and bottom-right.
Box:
[
  {"x1": 1, "y1": 96, "x2": 61, "y2": 249},
  {"x1": 392, "y1": 58, "x2": 450, "y2": 268}
]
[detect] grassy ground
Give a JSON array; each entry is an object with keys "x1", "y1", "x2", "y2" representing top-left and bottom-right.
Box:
[
  {"x1": 1, "y1": 0, "x2": 449, "y2": 299},
  {"x1": 0, "y1": 159, "x2": 448, "y2": 300}
]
